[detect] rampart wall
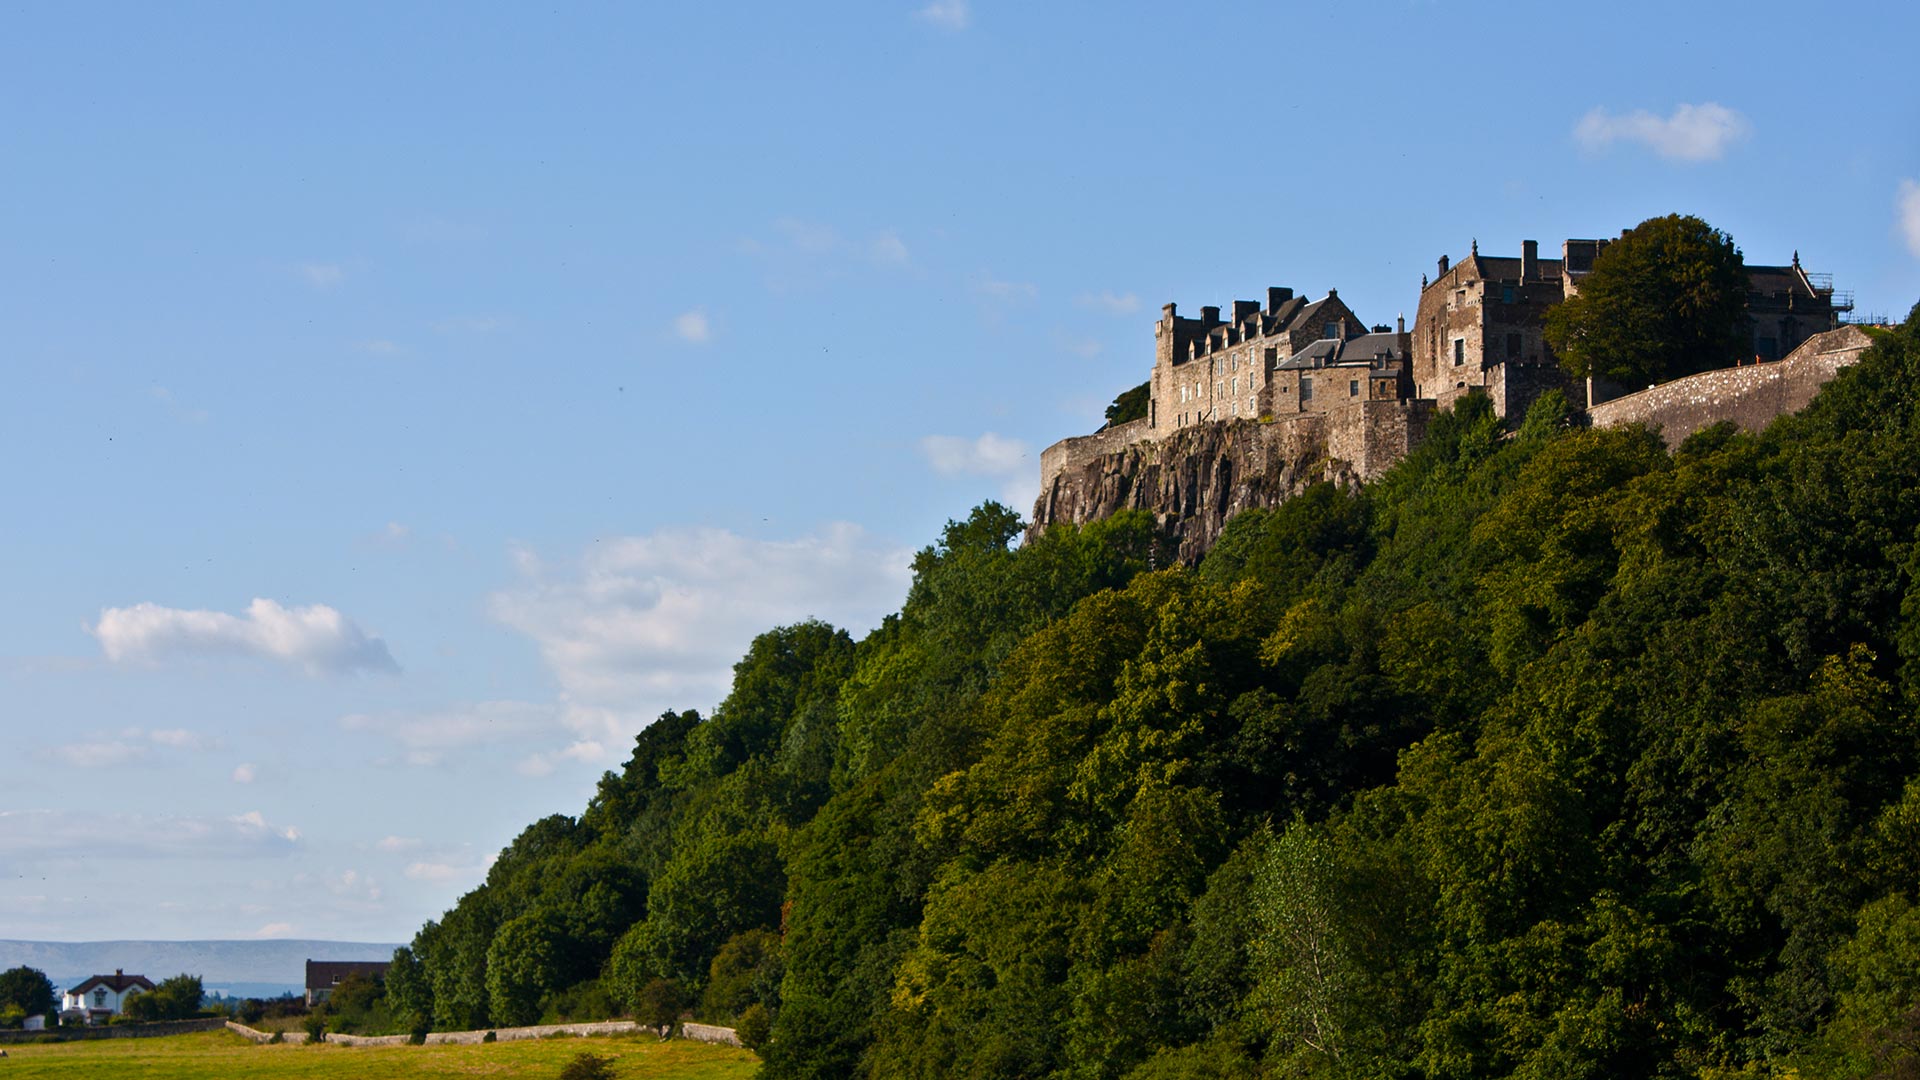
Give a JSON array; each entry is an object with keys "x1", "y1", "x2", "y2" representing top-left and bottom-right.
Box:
[
  {"x1": 1586, "y1": 339, "x2": 1866, "y2": 448},
  {"x1": 1036, "y1": 417, "x2": 1153, "y2": 498}
]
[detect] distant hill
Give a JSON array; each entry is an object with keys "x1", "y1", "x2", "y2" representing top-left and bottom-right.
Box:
[{"x1": 0, "y1": 939, "x2": 401, "y2": 998}]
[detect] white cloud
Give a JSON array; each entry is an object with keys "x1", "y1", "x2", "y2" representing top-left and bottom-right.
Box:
[
  {"x1": 376, "y1": 835, "x2": 421, "y2": 853},
  {"x1": 355, "y1": 339, "x2": 404, "y2": 356},
  {"x1": 252, "y1": 922, "x2": 296, "y2": 938},
  {"x1": 405, "y1": 860, "x2": 480, "y2": 885},
  {"x1": 149, "y1": 386, "x2": 209, "y2": 423},
  {"x1": 773, "y1": 217, "x2": 843, "y2": 254},
  {"x1": 340, "y1": 700, "x2": 563, "y2": 766},
  {"x1": 44, "y1": 739, "x2": 146, "y2": 769},
  {"x1": 1573, "y1": 102, "x2": 1750, "y2": 162},
  {"x1": 918, "y1": 0, "x2": 970, "y2": 29},
  {"x1": 1077, "y1": 291, "x2": 1140, "y2": 315},
  {"x1": 673, "y1": 308, "x2": 712, "y2": 344},
  {"x1": 870, "y1": 230, "x2": 911, "y2": 267},
  {"x1": 300, "y1": 263, "x2": 345, "y2": 288},
  {"x1": 0, "y1": 809, "x2": 302, "y2": 861},
  {"x1": 92, "y1": 598, "x2": 399, "y2": 675},
  {"x1": 920, "y1": 432, "x2": 1030, "y2": 476},
  {"x1": 920, "y1": 432, "x2": 1037, "y2": 509},
  {"x1": 42, "y1": 728, "x2": 219, "y2": 769},
  {"x1": 516, "y1": 740, "x2": 606, "y2": 778},
  {"x1": 490, "y1": 525, "x2": 912, "y2": 747},
  {"x1": 232, "y1": 763, "x2": 257, "y2": 784},
  {"x1": 975, "y1": 274, "x2": 1037, "y2": 301},
  {"x1": 1899, "y1": 179, "x2": 1920, "y2": 258}
]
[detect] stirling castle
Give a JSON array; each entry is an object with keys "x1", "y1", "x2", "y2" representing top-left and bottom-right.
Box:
[{"x1": 1032, "y1": 234, "x2": 1878, "y2": 562}]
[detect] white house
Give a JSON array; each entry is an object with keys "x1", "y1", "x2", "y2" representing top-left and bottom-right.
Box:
[{"x1": 60, "y1": 970, "x2": 154, "y2": 1023}]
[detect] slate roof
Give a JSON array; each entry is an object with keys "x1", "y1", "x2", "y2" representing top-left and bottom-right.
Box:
[
  {"x1": 305, "y1": 959, "x2": 390, "y2": 991},
  {"x1": 1278, "y1": 331, "x2": 1408, "y2": 370},
  {"x1": 66, "y1": 972, "x2": 155, "y2": 995}
]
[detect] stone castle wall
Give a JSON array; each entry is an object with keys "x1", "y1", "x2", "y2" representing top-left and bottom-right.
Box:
[{"x1": 1586, "y1": 328, "x2": 1872, "y2": 447}]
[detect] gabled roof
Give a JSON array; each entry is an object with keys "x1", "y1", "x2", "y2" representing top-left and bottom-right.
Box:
[
  {"x1": 1746, "y1": 264, "x2": 1821, "y2": 300},
  {"x1": 1278, "y1": 331, "x2": 1409, "y2": 371},
  {"x1": 66, "y1": 972, "x2": 155, "y2": 995},
  {"x1": 305, "y1": 959, "x2": 391, "y2": 990}
]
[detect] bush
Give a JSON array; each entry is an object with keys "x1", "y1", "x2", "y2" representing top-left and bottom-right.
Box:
[
  {"x1": 558, "y1": 1050, "x2": 617, "y2": 1080},
  {"x1": 268, "y1": 1030, "x2": 283, "y2": 1044},
  {"x1": 302, "y1": 1012, "x2": 328, "y2": 1044},
  {"x1": 735, "y1": 1002, "x2": 771, "y2": 1051},
  {"x1": 483, "y1": 1030, "x2": 497, "y2": 1043}
]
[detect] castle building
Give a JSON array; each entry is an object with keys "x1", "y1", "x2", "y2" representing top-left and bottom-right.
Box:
[
  {"x1": 1148, "y1": 287, "x2": 1373, "y2": 434},
  {"x1": 1269, "y1": 325, "x2": 1413, "y2": 416},
  {"x1": 1412, "y1": 238, "x2": 1848, "y2": 418}
]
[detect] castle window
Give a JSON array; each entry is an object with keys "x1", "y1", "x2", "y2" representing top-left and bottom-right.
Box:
[
  {"x1": 1231, "y1": 377, "x2": 1238, "y2": 395},
  {"x1": 1502, "y1": 285, "x2": 1515, "y2": 304},
  {"x1": 1248, "y1": 396, "x2": 1256, "y2": 413},
  {"x1": 1324, "y1": 321, "x2": 1338, "y2": 339},
  {"x1": 1300, "y1": 377, "x2": 1313, "y2": 402},
  {"x1": 1349, "y1": 379, "x2": 1360, "y2": 397},
  {"x1": 1453, "y1": 339, "x2": 1465, "y2": 366}
]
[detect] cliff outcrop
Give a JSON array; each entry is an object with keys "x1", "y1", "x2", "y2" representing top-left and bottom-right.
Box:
[{"x1": 1029, "y1": 402, "x2": 1430, "y2": 563}]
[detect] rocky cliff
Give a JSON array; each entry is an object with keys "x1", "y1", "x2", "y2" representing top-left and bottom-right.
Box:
[{"x1": 1028, "y1": 414, "x2": 1358, "y2": 564}]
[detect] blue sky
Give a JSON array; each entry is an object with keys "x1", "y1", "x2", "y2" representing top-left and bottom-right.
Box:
[{"x1": 4, "y1": 0, "x2": 1918, "y2": 943}]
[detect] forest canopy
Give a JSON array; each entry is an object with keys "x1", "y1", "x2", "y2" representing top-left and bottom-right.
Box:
[{"x1": 394, "y1": 306, "x2": 1920, "y2": 1080}]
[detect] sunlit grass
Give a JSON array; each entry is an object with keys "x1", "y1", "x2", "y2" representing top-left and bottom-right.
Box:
[{"x1": 0, "y1": 1030, "x2": 759, "y2": 1079}]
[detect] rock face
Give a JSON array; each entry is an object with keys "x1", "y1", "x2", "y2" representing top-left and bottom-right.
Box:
[{"x1": 1028, "y1": 415, "x2": 1360, "y2": 564}]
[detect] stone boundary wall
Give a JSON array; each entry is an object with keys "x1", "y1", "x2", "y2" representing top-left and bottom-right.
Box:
[
  {"x1": 1037, "y1": 418, "x2": 1153, "y2": 500},
  {"x1": 681, "y1": 1021, "x2": 743, "y2": 1047},
  {"x1": 423, "y1": 1019, "x2": 642, "y2": 1045},
  {"x1": 226, "y1": 1020, "x2": 308, "y2": 1044},
  {"x1": 0, "y1": 1017, "x2": 227, "y2": 1043},
  {"x1": 226, "y1": 1017, "x2": 644, "y2": 1047},
  {"x1": 1586, "y1": 335, "x2": 1869, "y2": 448}
]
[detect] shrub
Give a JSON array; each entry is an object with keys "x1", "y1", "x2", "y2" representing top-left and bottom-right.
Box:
[
  {"x1": 268, "y1": 1030, "x2": 283, "y2": 1044},
  {"x1": 482, "y1": 1030, "x2": 497, "y2": 1043},
  {"x1": 558, "y1": 1050, "x2": 617, "y2": 1080},
  {"x1": 302, "y1": 1012, "x2": 328, "y2": 1043},
  {"x1": 735, "y1": 1002, "x2": 771, "y2": 1051}
]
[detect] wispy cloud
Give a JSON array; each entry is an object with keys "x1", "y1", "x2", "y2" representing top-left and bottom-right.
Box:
[
  {"x1": 432, "y1": 315, "x2": 506, "y2": 335},
  {"x1": 918, "y1": 0, "x2": 970, "y2": 30},
  {"x1": 299, "y1": 262, "x2": 345, "y2": 288},
  {"x1": 870, "y1": 230, "x2": 911, "y2": 267},
  {"x1": 355, "y1": 339, "x2": 404, "y2": 356},
  {"x1": 1574, "y1": 102, "x2": 1750, "y2": 162},
  {"x1": 0, "y1": 809, "x2": 302, "y2": 861},
  {"x1": 339, "y1": 700, "x2": 563, "y2": 767},
  {"x1": 92, "y1": 598, "x2": 399, "y2": 676},
  {"x1": 1899, "y1": 179, "x2": 1920, "y2": 258},
  {"x1": 231, "y1": 763, "x2": 257, "y2": 784},
  {"x1": 1076, "y1": 291, "x2": 1140, "y2": 315},
  {"x1": 673, "y1": 308, "x2": 712, "y2": 344},
  {"x1": 149, "y1": 386, "x2": 209, "y2": 423},
  {"x1": 41, "y1": 727, "x2": 221, "y2": 769},
  {"x1": 975, "y1": 274, "x2": 1038, "y2": 302}
]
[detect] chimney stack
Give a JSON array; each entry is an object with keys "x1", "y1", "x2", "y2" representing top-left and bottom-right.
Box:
[
  {"x1": 1521, "y1": 239, "x2": 1538, "y2": 280},
  {"x1": 1201, "y1": 305, "x2": 1221, "y2": 328},
  {"x1": 1267, "y1": 286, "x2": 1293, "y2": 312},
  {"x1": 1397, "y1": 314, "x2": 1405, "y2": 334},
  {"x1": 1438, "y1": 254, "x2": 1450, "y2": 275}
]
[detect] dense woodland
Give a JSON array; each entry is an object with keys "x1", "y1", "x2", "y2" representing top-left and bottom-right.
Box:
[{"x1": 389, "y1": 308, "x2": 1920, "y2": 1079}]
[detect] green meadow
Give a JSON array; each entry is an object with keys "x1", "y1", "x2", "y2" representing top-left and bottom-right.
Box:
[{"x1": 0, "y1": 1030, "x2": 759, "y2": 1079}]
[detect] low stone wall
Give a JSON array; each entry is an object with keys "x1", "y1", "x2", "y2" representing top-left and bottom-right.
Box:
[
  {"x1": 1587, "y1": 328, "x2": 1873, "y2": 448},
  {"x1": 323, "y1": 1031, "x2": 412, "y2": 1046},
  {"x1": 225, "y1": 1020, "x2": 309, "y2": 1044},
  {"x1": 681, "y1": 1021, "x2": 742, "y2": 1047},
  {"x1": 423, "y1": 1019, "x2": 641, "y2": 1045},
  {"x1": 0, "y1": 1017, "x2": 226, "y2": 1043}
]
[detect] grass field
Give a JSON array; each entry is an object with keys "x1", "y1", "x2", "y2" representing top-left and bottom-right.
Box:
[{"x1": 0, "y1": 1029, "x2": 761, "y2": 1079}]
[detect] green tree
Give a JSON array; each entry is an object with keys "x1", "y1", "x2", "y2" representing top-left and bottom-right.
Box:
[
  {"x1": 0, "y1": 966, "x2": 54, "y2": 1019},
  {"x1": 1544, "y1": 213, "x2": 1750, "y2": 386},
  {"x1": 1106, "y1": 381, "x2": 1150, "y2": 427},
  {"x1": 123, "y1": 974, "x2": 205, "y2": 1021},
  {"x1": 487, "y1": 912, "x2": 567, "y2": 1027}
]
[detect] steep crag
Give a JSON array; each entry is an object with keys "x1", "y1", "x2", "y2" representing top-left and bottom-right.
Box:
[{"x1": 1028, "y1": 415, "x2": 1358, "y2": 564}]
